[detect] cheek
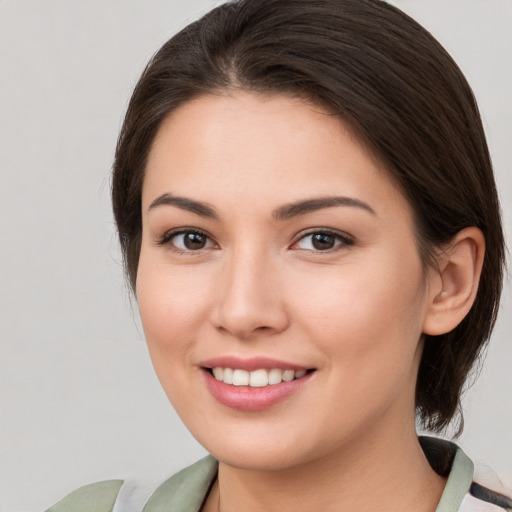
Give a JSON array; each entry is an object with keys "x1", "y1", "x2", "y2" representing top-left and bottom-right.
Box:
[
  {"x1": 291, "y1": 249, "x2": 426, "y2": 375},
  {"x1": 288, "y1": 258, "x2": 426, "y2": 436},
  {"x1": 136, "y1": 254, "x2": 214, "y2": 374}
]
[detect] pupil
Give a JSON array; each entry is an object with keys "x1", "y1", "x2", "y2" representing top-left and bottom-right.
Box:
[
  {"x1": 312, "y1": 233, "x2": 335, "y2": 250},
  {"x1": 184, "y1": 232, "x2": 206, "y2": 249}
]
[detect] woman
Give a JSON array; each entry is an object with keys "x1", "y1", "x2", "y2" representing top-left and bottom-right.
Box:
[{"x1": 47, "y1": 0, "x2": 509, "y2": 511}]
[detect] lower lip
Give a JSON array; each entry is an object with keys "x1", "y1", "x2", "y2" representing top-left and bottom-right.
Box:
[{"x1": 203, "y1": 370, "x2": 313, "y2": 411}]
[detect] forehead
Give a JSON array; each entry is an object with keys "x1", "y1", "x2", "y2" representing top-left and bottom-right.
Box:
[{"x1": 143, "y1": 91, "x2": 410, "y2": 221}]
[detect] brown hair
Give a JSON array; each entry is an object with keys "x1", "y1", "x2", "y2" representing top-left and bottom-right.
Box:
[{"x1": 112, "y1": 0, "x2": 505, "y2": 433}]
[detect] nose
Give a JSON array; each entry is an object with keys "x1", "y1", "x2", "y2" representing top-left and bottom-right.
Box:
[{"x1": 210, "y1": 249, "x2": 290, "y2": 340}]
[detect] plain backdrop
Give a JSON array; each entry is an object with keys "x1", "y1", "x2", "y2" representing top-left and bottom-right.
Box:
[{"x1": 0, "y1": 1, "x2": 510, "y2": 511}]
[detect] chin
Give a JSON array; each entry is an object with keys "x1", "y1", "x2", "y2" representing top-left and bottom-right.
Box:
[
  {"x1": 209, "y1": 442, "x2": 317, "y2": 472},
  {"x1": 189, "y1": 420, "x2": 339, "y2": 472}
]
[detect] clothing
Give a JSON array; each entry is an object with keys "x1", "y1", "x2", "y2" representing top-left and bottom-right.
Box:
[{"x1": 46, "y1": 437, "x2": 511, "y2": 512}]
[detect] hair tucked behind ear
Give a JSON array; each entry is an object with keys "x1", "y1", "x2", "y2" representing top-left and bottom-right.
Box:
[{"x1": 112, "y1": 0, "x2": 505, "y2": 433}]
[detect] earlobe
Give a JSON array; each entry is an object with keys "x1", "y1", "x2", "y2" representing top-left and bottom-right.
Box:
[{"x1": 423, "y1": 227, "x2": 485, "y2": 336}]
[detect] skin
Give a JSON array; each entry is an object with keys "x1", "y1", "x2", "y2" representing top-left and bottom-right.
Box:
[{"x1": 137, "y1": 92, "x2": 482, "y2": 512}]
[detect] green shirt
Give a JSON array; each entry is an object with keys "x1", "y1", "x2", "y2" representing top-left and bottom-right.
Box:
[{"x1": 46, "y1": 437, "x2": 512, "y2": 512}]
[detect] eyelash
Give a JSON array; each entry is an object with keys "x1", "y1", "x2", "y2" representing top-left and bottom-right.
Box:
[
  {"x1": 292, "y1": 229, "x2": 354, "y2": 252},
  {"x1": 155, "y1": 228, "x2": 216, "y2": 253},
  {"x1": 155, "y1": 228, "x2": 354, "y2": 253}
]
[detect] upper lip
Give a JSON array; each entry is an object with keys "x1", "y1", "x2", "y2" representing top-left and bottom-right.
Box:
[{"x1": 200, "y1": 356, "x2": 310, "y2": 372}]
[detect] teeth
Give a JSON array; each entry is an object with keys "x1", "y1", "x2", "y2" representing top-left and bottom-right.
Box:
[
  {"x1": 223, "y1": 368, "x2": 233, "y2": 385},
  {"x1": 212, "y1": 367, "x2": 223, "y2": 380},
  {"x1": 268, "y1": 368, "x2": 283, "y2": 385},
  {"x1": 211, "y1": 367, "x2": 309, "y2": 387},
  {"x1": 232, "y1": 369, "x2": 249, "y2": 386},
  {"x1": 282, "y1": 369, "x2": 295, "y2": 382},
  {"x1": 249, "y1": 369, "x2": 269, "y2": 387}
]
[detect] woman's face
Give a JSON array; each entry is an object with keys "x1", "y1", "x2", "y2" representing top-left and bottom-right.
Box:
[{"x1": 137, "y1": 92, "x2": 437, "y2": 470}]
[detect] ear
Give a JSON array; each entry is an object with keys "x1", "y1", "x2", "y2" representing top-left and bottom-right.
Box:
[{"x1": 423, "y1": 227, "x2": 485, "y2": 336}]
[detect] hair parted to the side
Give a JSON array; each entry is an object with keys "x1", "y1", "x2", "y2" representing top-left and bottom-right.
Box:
[{"x1": 112, "y1": 0, "x2": 505, "y2": 433}]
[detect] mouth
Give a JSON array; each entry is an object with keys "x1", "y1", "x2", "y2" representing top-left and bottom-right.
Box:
[
  {"x1": 206, "y1": 367, "x2": 314, "y2": 387},
  {"x1": 200, "y1": 358, "x2": 316, "y2": 411}
]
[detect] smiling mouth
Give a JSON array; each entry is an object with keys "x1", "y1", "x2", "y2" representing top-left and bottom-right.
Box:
[{"x1": 207, "y1": 367, "x2": 315, "y2": 387}]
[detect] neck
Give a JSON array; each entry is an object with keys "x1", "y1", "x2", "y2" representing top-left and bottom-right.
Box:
[{"x1": 204, "y1": 420, "x2": 445, "y2": 512}]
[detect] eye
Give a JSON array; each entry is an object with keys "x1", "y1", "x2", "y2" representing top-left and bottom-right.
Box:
[
  {"x1": 293, "y1": 230, "x2": 353, "y2": 251},
  {"x1": 158, "y1": 229, "x2": 216, "y2": 251}
]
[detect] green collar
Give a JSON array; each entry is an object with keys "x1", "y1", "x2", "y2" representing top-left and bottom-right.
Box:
[
  {"x1": 422, "y1": 437, "x2": 474, "y2": 512},
  {"x1": 143, "y1": 455, "x2": 218, "y2": 512}
]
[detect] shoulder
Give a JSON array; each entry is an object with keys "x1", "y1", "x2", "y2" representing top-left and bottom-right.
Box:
[
  {"x1": 45, "y1": 456, "x2": 218, "y2": 512},
  {"x1": 45, "y1": 479, "x2": 124, "y2": 512},
  {"x1": 419, "y1": 436, "x2": 512, "y2": 512}
]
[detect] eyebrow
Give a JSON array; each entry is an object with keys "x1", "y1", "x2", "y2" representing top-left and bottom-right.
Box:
[
  {"x1": 272, "y1": 196, "x2": 376, "y2": 220},
  {"x1": 148, "y1": 194, "x2": 218, "y2": 219},
  {"x1": 148, "y1": 193, "x2": 375, "y2": 220}
]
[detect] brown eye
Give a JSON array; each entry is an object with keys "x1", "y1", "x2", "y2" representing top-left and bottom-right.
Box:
[
  {"x1": 183, "y1": 232, "x2": 208, "y2": 249},
  {"x1": 163, "y1": 230, "x2": 215, "y2": 251},
  {"x1": 293, "y1": 230, "x2": 353, "y2": 252},
  {"x1": 311, "y1": 233, "x2": 336, "y2": 250}
]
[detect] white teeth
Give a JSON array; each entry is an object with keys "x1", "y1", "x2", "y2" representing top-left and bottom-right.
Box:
[
  {"x1": 223, "y1": 367, "x2": 234, "y2": 385},
  {"x1": 232, "y1": 369, "x2": 249, "y2": 386},
  {"x1": 282, "y1": 369, "x2": 295, "y2": 382},
  {"x1": 249, "y1": 369, "x2": 269, "y2": 387},
  {"x1": 211, "y1": 367, "x2": 309, "y2": 387},
  {"x1": 268, "y1": 368, "x2": 283, "y2": 385}
]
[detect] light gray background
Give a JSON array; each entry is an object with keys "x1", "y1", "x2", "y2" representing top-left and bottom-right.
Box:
[{"x1": 0, "y1": 1, "x2": 510, "y2": 511}]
